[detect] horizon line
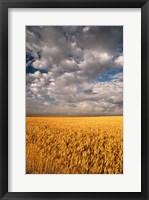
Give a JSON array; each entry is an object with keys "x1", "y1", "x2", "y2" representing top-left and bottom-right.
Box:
[{"x1": 26, "y1": 115, "x2": 123, "y2": 117}]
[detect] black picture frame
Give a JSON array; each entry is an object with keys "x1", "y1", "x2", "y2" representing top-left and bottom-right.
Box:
[{"x1": 0, "y1": 0, "x2": 148, "y2": 199}]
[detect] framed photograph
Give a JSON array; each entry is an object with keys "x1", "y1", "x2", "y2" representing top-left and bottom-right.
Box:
[{"x1": 0, "y1": 0, "x2": 148, "y2": 199}]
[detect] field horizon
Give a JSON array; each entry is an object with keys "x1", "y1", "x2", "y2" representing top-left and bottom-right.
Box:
[{"x1": 26, "y1": 115, "x2": 123, "y2": 117}]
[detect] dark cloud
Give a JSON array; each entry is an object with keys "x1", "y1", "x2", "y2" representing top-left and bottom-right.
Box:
[{"x1": 26, "y1": 26, "x2": 123, "y2": 116}]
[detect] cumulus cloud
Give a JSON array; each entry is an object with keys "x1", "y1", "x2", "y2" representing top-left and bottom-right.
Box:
[
  {"x1": 26, "y1": 26, "x2": 123, "y2": 116},
  {"x1": 115, "y1": 55, "x2": 123, "y2": 67}
]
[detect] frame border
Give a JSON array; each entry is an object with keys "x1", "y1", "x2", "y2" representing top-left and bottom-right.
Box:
[{"x1": 0, "y1": 0, "x2": 149, "y2": 199}]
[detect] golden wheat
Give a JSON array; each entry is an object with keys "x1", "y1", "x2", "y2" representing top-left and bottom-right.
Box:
[{"x1": 26, "y1": 116, "x2": 123, "y2": 174}]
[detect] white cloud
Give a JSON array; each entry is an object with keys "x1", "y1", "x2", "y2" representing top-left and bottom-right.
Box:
[
  {"x1": 115, "y1": 55, "x2": 123, "y2": 66},
  {"x1": 83, "y1": 26, "x2": 90, "y2": 32},
  {"x1": 32, "y1": 58, "x2": 49, "y2": 70}
]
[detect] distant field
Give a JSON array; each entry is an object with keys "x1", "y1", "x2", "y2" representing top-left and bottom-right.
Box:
[{"x1": 26, "y1": 116, "x2": 123, "y2": 174}]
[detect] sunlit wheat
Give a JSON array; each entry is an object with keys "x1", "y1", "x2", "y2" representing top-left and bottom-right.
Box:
[{"x1": 26, "y1": 116, "x2": 123, "y2": 174}]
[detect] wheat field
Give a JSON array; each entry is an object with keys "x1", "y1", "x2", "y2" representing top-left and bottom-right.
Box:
[{"x1": 26, "y1": 116, "x2": 123, "y2": 174}]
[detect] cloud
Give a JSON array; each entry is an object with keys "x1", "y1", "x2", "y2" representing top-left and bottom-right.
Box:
[
  {"x1": 115, "y1": 56, "x2": 123, "y2": 67},
  {"x1": 113, "y1": 72, "x2": 123, "y2": 81},
  {"x1": 26, "y1": 26, "x2": 123, "y2": 116},
  {"x1": 32, "y1": 57, "x2": 49, "y2": 70},
  {"x1": 83, "y1": 26, "x2": 90, "y2": 32}
]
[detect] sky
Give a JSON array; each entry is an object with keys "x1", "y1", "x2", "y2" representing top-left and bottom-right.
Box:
[{"x1": 26, "y1": 26, "x2": 123, "y2": 116}]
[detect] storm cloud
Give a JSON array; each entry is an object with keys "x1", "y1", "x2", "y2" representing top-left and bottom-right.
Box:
[{"x1": 26, "y1": 26, "x2": 123, "y2": 116}]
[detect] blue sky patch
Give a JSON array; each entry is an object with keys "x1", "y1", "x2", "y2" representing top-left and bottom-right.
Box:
[
  {"x1": 26, "y1": 65, "x2": 47, "y2": 74},
  {"x1": 96, "y1": 68, "x2": 123, "y2": 82}
]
